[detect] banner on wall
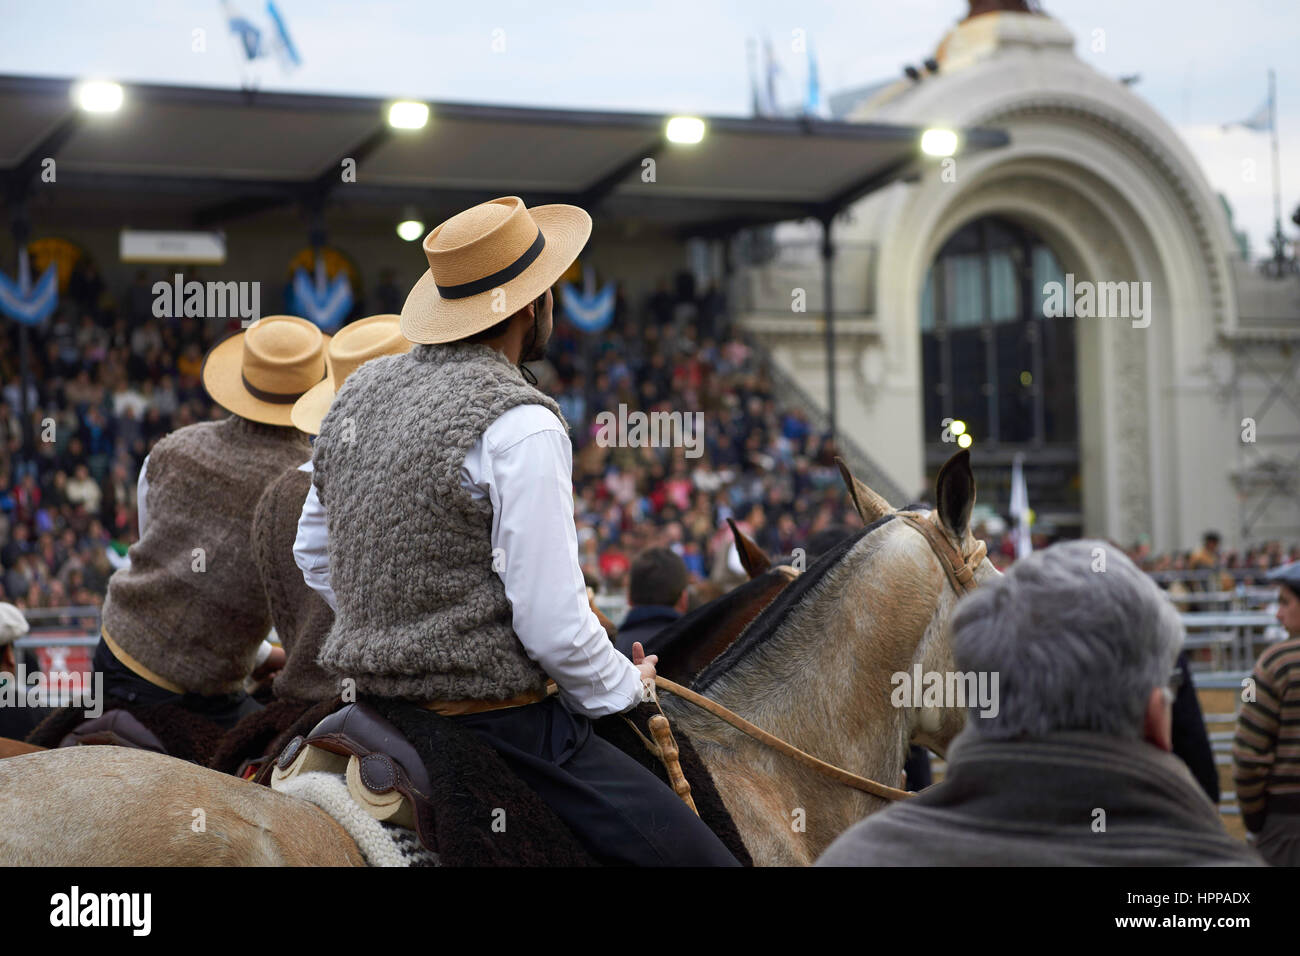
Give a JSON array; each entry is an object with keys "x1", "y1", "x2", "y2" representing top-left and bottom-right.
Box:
[
  {"x1": 561, "y1": 264, "x2": 615, "y2": 334},
  {"x1": 287, "y1": 247, "x2": 357, "y2": 331},
  {"x1": 0, "y1": 247, "x2": 59, "y2": 326}
]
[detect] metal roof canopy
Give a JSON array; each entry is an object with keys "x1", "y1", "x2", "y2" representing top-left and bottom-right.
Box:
[{"x1": 0, "y1": 74, "x2": 1010, "y2": 238}]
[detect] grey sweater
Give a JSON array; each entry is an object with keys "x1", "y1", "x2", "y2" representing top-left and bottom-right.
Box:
[
  {"x1": 312, "y1": 343, "x2": 566, "y2": 701},
  {"x1": 817, "y1": 729, "x2": 1263, "y2": 866},
  {"x1": 103, "y1": 416, "x2": 310, "y2": 695}
]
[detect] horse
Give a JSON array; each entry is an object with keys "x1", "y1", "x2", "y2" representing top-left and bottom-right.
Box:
[
  {"x1": 0, "y1": 746, "x2": 363, "y2": 865},
  {"x1": 650, "y1": 518, "x2": 799, "y2": 681},
  {"x1": 657, "y1": 449, "x2": 996, "y2": 864},
  {"x1": 0, "y1": 451, "x2": 990, "y2": 866}
]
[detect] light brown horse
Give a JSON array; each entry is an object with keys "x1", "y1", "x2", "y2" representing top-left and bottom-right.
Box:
[
  {"x1": 0, "y1": 451, "x2": 990, "y2": 866},
  {"x1": 658, "y1": 449, "x2": 996, "y2": 864},
  {"x1": 0, "y1": 746, "x2": 363, "y2": 865},
  {"x1": 652, "y1": 519, "x2": 799, "y2": 681}
]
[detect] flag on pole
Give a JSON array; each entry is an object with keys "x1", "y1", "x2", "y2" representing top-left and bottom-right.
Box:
[
  {"x1": 1223, "y1": 78, "x2": 1273, "y2": 133},
  {"x1": 762, "y1": 36, "x2": 781, "y2": 117},
  {"x1": 747, "y1": 37, "x2": 763, "y2": 117},
  {"x1": 804, "y1": 40, "x2": 823, "y2": 117},
  {"x1": 1225, "y1": 99, "x2": 1272, "y2": 132},
  {"x1": 1009, "y1": 452, "x2": 1032, "y2": 560}
]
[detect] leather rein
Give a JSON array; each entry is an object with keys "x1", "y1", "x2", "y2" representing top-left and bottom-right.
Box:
[{"x1": 651, "y1": 511, "x2": 987, "y2": 802}]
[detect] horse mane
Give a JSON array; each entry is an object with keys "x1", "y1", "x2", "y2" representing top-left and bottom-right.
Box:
[{"x1": 692, "y1": 513, "x2": 897, "y2": 691}]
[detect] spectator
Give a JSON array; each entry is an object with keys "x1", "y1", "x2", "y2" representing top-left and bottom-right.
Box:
[
  {"x1": 614, "y1": 547, "x2": 689, "y2": 659},
  {"x1": 65, "y1": 464, "x2": 102, "y2": 515},
  {"x1": 817, "y1": 541, "x2": 1261, "y2": 866},
  {"x1": 1234, "y1": 560, "x2": 1300, "y2": 865}
]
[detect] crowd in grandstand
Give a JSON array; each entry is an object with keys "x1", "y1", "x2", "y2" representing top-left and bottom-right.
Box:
[{"x1": 0, "y1": 262, "x2": 1295, "y2": 619}]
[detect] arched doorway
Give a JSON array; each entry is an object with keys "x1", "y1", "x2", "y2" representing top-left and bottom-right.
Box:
[{"x1": 920, "y1": 215, "x2": 1081, "y2": 535}]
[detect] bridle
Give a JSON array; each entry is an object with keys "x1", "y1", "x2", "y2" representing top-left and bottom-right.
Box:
[
  {"x1": 893, "y1": 510, "x2": 988, "y2": 597},
  {"x1": 648, "y1": 510, "x2": 990, "y2": 804}
]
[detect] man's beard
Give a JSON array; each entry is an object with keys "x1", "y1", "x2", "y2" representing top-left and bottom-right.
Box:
[{"x1": 521, "y1": 314, "x2": 547, "y2": 362}]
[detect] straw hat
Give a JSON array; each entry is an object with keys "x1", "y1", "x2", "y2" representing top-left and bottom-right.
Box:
[
  {"x1": 400, "y1": 196, "x2": 592, "y2": 344},
  {"x1": 201, "y1": 315, "x2": 330, "y2": 427},
  {"x1": 0, "y1": 602, "x2": 28, "y2": 647},
  {"x1": 290, "y1": 314, "x2": 413, "y2": 435}
]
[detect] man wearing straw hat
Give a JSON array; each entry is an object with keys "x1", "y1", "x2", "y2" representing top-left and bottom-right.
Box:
[
  {"x1": 304, "y1": 197, "x2": 737, "y2": 865},
  {"x1": 245, "y1": 315, "x2": 412, "y2": 707},
  {"x1": 90, "y1": 316, "x2": 324, "y2": 730}
]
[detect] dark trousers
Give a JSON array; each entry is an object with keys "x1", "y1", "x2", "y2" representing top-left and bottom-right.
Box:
[
  {"x1": 92, "y1": 638, "x2": 263, "y2": 731},
  {"x1": 451, "y1": 697, "x2": 740, "y2": 867}
]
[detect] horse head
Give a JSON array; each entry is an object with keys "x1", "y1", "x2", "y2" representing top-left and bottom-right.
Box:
[{"x1": 837, "y1": 450, "x2": 999, "y2": 758}]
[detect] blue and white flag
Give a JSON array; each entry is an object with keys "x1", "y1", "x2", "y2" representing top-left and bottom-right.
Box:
[
  {"x1": 804, "y1": 40, "x2": 823, "y2": 117},
  {"x1": 290, "y1": 255, "x2": 352, "y2": 332},
  {"x1": 266, "y1": 1, "x2": 302, "y2": 69},
  {"x1": 0, "y1": 248, "x2": 58, "y2": 327},
  {"x1": 562, "y1": 266, "x2": 615, "y2": 333},
  {"x1": 222, "y1": 0, "x2": 301, "y2": 72}
]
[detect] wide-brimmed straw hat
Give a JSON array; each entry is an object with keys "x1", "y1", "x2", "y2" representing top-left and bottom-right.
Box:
[
  {"x1": 400, "y1": 195, "x2": 592, "y2": 344},
  {"x1": 201, "y1": 315, "x2": 330, "y2": 427},
  {"x1": 290, "y1": 314, "x2": 413, "y2": 435}
]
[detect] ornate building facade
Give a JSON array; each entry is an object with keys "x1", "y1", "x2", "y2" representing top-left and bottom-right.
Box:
[{"x1": 736, "y1": 4, "x2": 1299, "y2": 549}]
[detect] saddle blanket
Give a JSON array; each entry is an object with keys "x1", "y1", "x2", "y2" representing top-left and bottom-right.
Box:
[{"x1": 274, "y1": 770, "x2": 439, "y2": 867}]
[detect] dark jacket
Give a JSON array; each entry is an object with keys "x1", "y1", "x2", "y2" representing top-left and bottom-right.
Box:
[
  {"x1": 614, "y1": 605, "x2": 681, "y2": 659},
  {"x1": 1171, "y1": 651, "x2": 1220, "y2": 804},
  {"x1": 817, "y1": 729, "x2": 1261, "y2": 866}
]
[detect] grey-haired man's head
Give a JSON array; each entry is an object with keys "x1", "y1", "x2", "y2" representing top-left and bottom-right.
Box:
[{"x1": 951, "y1": 540, "x2": 1183, "y2": 744}]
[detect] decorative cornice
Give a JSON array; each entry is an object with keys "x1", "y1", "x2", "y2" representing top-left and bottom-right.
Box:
[
  {"x1": 739, "y1": 313, "x2": 881, "y2": 341},
  {"x1": 964, "y1": 96, "x2": 1231, "y2": 332}
]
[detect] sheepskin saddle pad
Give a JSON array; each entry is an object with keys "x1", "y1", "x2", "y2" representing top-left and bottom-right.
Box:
[{"x1": 267, "y1": 697, "x2": 752, "y2": 867}]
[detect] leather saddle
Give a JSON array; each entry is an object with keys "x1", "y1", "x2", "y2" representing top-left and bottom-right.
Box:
[
  {"x1": 59, "y1": 709, "x2": 168, "y2": 753},
  {"x1": 269, "y1": 702, "x2": 438, "y2": 854}
]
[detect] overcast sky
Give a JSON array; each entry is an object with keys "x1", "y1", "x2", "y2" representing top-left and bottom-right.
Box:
[{"x1": 0, "y1": 0, "x2": 1295, "y2": 256}]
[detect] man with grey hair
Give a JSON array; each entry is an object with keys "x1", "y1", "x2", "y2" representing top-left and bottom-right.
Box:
[{"x1": 817, "y1": 540, "x2": 1261, "y2": 866}]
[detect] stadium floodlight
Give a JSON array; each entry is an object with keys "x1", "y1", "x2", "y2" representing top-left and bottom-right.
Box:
[
  {"x1": 396, "y1": 219, "x2": 424, "y2": 242},
  {"x1": 920, "y1": 127, "x2": 958, "y2": 157},
  {"x1": 666, "y1": 116, "x2": 706, "y2": 144},
  {"x1": 388, "y1": 101, "x2": 430, "y2": 130},
  {"x1": 74, "y1": 81, "x2": 123, "y2": 113}
]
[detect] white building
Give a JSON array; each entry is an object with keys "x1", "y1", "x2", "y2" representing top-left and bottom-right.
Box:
[{"x1": 736, "y1": 2, "x2": 1300, "y2": 550}]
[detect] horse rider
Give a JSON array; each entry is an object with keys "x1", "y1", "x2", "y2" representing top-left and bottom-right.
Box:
[
  {"x1": 1234, "y1": 559, "x2": 1300, "y2": 865},
  {"x1": 0, "y1": 601, "x2": 42, "y2": 740},
  {"x1": 298, "y1": 196, "x2": 739, "y2": 866},
  {"x1": 92, "y1": 317, "x2": 324, "y2": 730},
  {"x1": 249, "y1": 314, "x2": 413, "y2": 706}
]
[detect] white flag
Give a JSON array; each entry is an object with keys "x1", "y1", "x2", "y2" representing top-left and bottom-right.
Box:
[{"x1": 1009, "y1": 453, "x2": 1032, "y2": 560}]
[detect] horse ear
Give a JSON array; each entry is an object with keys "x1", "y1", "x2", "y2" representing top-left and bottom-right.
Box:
[
  {"x1": 835, "y1": 457, "x2": 892, "y2": 523},
  {"x1": 727, "y1": 517, "x2": 771, "y2": 580},
  {"x1": 935, "y1": 449, "x2": 975, "y2": 538}
]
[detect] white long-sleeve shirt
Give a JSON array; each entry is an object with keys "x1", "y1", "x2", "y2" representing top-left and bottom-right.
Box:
[{"x1": 293, "y1": 403, "x2": 642, "y2": 718}]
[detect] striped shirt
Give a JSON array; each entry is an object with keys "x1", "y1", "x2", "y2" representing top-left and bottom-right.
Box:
[{"x1": 1233, "y1": 638, "x2": 1300, "y2": 832}]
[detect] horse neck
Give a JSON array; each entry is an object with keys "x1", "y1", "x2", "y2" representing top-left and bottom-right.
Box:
[
  {"x1": 669, "y1": 526, "x2": 940, "y2": 781},
  {"x1": 664, "y1": 572, "x2": 791, "y2": 682}
]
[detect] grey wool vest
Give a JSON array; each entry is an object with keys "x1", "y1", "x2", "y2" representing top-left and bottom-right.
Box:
[
  {"x1": 312, "y1": 343, "x2": 568, "y2": 701},
  {"x1": 102, "y1": 416, "x2": 311, "y2": 695}
]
